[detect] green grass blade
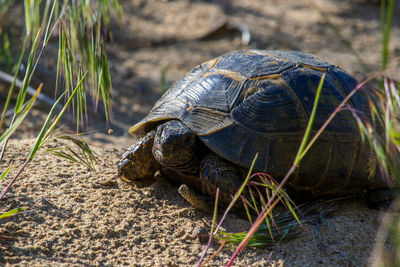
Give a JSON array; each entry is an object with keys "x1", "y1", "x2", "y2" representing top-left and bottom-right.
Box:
[
  {"x1": 296, "y1": 73, "x2": 326, "y2": 163},
  {"x1": 242, "y1": 196, "x2": 253, "y2": 224},
  {"x1": 226, "y1": 74, "x2": 327, "y2": 265},
  {"x1": 0, "y1": 164, "x2": 12, "y2": 180},
  {"x1": 47, "y1": 145, "x2": 95, "y2": 170},
  {"x1": 196, "y1": 154, "x2": 258, "y2": 267},
  {"x1": 43, "y1": 0, "x2": 58, "y2": 45},
  {"x1": 0, "y1": 207, "x2": 29, "y2": 220},
  {"x1": 215, "y1": 153, "x2": 259, "y2": 233},
  {"x1": 99, "y1": 51, "x2": 113, "y2": 123},
  {"x1": 227, "y1": 195, "x2": 282, "y2": 266},
  {"x1": 196, "y1": 188, "x2": 220, "y2": 267},
  {"x1": 0, "y1": 84, "x2": 42, "y2": 146},
  {"x1": 24, "y1": 0, "x2": 31, "y2": 36},
  {"x1": 15, "y1": 29, "x2": 41, "y2": 114},
  {"x1": 40, "y1": 0, "x2": 52, "y2": 41},
  {"x1": 381, "y1": 0, "x2": 394, "y2": 70},
  {"x1": 27, "y1": 73, "x2": 87, "y2": 160},
  {"x1": 47, "y1": 147, "x2": 77, "y2": 161},
  {"x1": 0, "y1": 35, "x2": 30, "y2": 132}
]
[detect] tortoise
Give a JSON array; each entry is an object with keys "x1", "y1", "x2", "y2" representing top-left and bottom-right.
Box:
[{"x1": 118, "y1": 49, "x2": 393, "y2": 209}]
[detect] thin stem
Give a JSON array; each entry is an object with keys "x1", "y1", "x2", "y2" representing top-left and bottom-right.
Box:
[
  {"x1": 0, "y1": 159, "x2": 30, "y2": 201},
  {"x1": 0, "y1": 113, "x2": 16, "y2": 163},
  {"x1": 299, "y1": 74, "x2": 381, "y2": 159},
  {"x1": 201, "y1": 240, "x2": 226, "y2": 267},
  {"x1": 226, "y1": 165, "x2": 296, "y2": 266},
  {"x1": 197, "y1": 188, "x2": 219, "y2": 267}
]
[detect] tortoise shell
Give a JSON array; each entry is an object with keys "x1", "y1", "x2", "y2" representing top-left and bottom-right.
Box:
[{"x1": 129, "y1": 50, "x2": 385, "y2": 196}]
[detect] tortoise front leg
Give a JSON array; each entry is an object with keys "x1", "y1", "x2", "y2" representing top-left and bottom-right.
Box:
[
  {"x1": 368, "y1": 188, "x2": 400, "y2": 208},
  {"x1": 118, "y1": 130, "x2": 161, "y2": 187}
]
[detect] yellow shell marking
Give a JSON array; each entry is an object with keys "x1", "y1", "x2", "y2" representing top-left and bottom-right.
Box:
[
  {"x1": 204, "y1": 69, "x2": 245, "y2": 82},
  {"x1": 202, "y1": 57, "x2": 219, "y2": 69}
]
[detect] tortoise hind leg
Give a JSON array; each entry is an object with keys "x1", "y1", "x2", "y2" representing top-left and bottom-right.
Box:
[
  {"x1": 200, "y1": 153, "x2": 245, "y2": 205},
  {"x1": 178, "y1": 153, "x2": 245, "y2": 212},
  {"x1": 368, "y1": 188, "x2": 400, "y2": 208}
]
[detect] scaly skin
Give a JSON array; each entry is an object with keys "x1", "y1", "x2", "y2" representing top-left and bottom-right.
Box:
[
  {"x1": 118, "y1": 130, "x2": 160, "y2": 187},
  {"x1": 200, "y1": 153, "x2": 244, "y2": 205},
  {"x1": 153, "y1": 120, "x2": 201, "y2": 175},
  {"x1": 178, "y1": 184, "x2": 210, "y2": 213}
]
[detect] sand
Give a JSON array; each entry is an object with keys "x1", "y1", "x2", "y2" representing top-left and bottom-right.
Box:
[{"x1": 0, "y1": 139, "x2": 388, "y2": 266}]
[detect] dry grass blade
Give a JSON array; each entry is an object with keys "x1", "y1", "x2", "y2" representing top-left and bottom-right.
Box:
[
  {"x1": 47, "y1": 134, "x2": 99, "y2": 171},
  {"x1": 0, "y1": 74, "x2": 86, "y2": 201}
]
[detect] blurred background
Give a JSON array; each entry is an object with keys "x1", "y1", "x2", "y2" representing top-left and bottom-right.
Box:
[{"x1": 0, "y1": 0, "x2": 399, "y2": 148}]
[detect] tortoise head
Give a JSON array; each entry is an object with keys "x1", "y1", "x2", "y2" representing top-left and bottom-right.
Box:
[
  {"x1": 117, "y1": 130, "x2": 160, "y2": 187},
  {"x1": 152, "y1": 120, "x2": 200, "y2": 174}
]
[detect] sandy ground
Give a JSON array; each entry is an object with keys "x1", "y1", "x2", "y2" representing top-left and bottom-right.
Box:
[
  {"x1": 0, "y1": 139, "x2": 388, "y2": 266},
  {"x1": 1, "y1": 0, "x2": 400, "y2": 266}
]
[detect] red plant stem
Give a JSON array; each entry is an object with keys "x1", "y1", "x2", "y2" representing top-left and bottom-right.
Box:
[
  {"x1": 208, "y1": 155, "x2": 259, "y2": 241},
  {"x1": 369, "y1": 198, "x2": 400, "y2": 265},
  {"x1": 197, "y1": 188, "x2": 220, "y2": 267},
  {"x1": 0, "y1": 159, "x2": 30, "y2": 201},
  {"x1": 226, "y1": 164, "x2": 295, "y2": 266},
  {"x1": 0, "y1": 113, "x2": 17, "y2": 163},
  {"x1": 226, "y1": 75, "x2": 381, "y2": 266},
  {"x1": 299, "y1": 74, "x2": 381, "y2": 160},
  {"x1": 0, "y1": 141, "x2": 8, "y2": 164},
  {"x1": 201, "y1": 240, "x2": 226, "y2": 267}
]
